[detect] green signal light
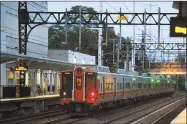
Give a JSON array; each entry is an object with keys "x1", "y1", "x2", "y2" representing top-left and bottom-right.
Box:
[
  {"x1": 157, "y1": 80, "x2": 160, "y2": 83},
  {"x1": 97, "y1": 76, "x2": 101, "y2": 79},
  {"x1": 167, "y1": 80, "x2": 170, "y2": 83},
  {"x1": 151, "y1": 79, "x2": 154, "y2": 82},
  {"x1": 132, "y1": 78, "x2": 136, "y2": 81}
]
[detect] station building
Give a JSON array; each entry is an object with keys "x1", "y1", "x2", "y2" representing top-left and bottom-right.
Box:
[
  {"x1": 0, "y1": 2, "x2": 48, "y2": 86},
  {"x1": 0, "y1": 2, "x2": 96, "y2": 96}
]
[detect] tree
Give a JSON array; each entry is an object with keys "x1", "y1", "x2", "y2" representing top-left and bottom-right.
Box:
[{"x1": 48, "y1": 5, "x2": 133, "y2": 68}]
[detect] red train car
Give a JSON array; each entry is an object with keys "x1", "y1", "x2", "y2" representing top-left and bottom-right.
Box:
[{"x1": 60, "y1": 65, "x2": 175, "y2": 116}]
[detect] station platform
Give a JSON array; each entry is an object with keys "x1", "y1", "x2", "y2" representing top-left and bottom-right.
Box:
[
  {"x1": 0, "y1": 94, "x2": 59, "y2": 102},
  {"x1": 170, "y1": 108, "x2": 186, "y2": 124}
]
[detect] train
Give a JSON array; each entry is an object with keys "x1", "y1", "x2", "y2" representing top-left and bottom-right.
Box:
[{"x1": 60, "y1": 65, "x2": 175, "y2": 116}]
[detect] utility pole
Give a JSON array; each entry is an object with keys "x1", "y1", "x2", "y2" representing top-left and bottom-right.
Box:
[
  {"x1": 79, "y1": 7, "x2": 82, "y2": 51},
  {"x1": 143, "y1": 9, "x2": 147, "y2": 70},
  {"x1": 126, "y1": 41, "x2": 129, "y2": 71},
  {"x1": 98, "y1": 2, "x2": 103, "y2": 66},
  {"x1": 158, "y1": 7, "x2": 161, "y2": 63},
  {"x1": 98, "y1": 29, "x2": 102, "y2": 66},
  {"x1": 132, "y1": 1, "x2": 135, "y2": 71},
  {"x1": 117, "y1": 8, "x2": 122, "y2": 73}
]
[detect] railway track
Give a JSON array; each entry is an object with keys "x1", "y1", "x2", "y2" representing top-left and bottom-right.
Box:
[
  {"x1": 0, "y1": 109, "x2": 66, "y2": 124},
  {"x1": 40, "y1": 93, "x2": 185, "y2": 124},
  {"x1": 3, "y1": 93, "x2": 184, "y2": 124},
  {"x1": 152, "y1": 100, "x2": 186, "y2": 124},
  {"x1": 101, "y1": 96, "x2": 185, "y2": 124}
]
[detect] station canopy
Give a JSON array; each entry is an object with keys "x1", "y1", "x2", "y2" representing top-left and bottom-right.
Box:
[{"x1": 0, "y1": 51, "x2": 83, "y2": 71}]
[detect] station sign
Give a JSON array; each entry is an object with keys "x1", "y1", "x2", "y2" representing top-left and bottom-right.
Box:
[
  {"x1": 170, "y1": 17, "x2": 187, "y2": 37},
  {"x1": 15, "y1": 66, "x2": 28, "y2": 71},
  {"x1": 118, "y1": 15, "x2": 128, "y2": 21}
]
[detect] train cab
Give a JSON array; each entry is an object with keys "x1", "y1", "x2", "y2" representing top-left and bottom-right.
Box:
[{"x1": 60, "y1": 66, "x2": 98, "y2": 115}]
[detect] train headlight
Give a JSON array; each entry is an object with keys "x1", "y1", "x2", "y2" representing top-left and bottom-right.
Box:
[{"x1": 63, "y1": 92, "x2": 67, "y2": 96}]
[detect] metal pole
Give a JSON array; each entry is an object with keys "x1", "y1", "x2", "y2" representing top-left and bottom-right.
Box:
[
  {"x1": 158, "y1": 7, "x2": 161, "y2": 62},
  {"x1": 117, "y1": 8, "x2": 121, "y2": 72},
  {"x1": 119, "y1": 8, "x2": 122, "y2": 51},
  {"x1": 132, "y1": 1, "x2": 135, "y2": 71},
  {"x1": 143, "y1": 9, "x2": 146, "y2": 70},
  {"x1": 98, "y1": 29, "x2": 102, "y2": 66},
  {"x1": 149, "y1": 2, "x2": 152, "y2": 42},
  {"x1": 79, "y1": 7, "x2": 82, "y2": 51},
  {"x1": 113, "y1": 39, "x2": 115, "y2": 65},
  {"x1": 65, "y1": 8, "x2": 68, "y2": 46},
  {"x1": 126, "y1": 41, "x2": 129, "y2": 71},
  {"x1": 149, "y1": 53, "x2": 150, "y2": 69},
  {"x1": 117, "y1": 35, "x2": 120, "y2": 71},
  {"x1": 119, "y1": 8, "x2": 122, "y2": 71},
  {"x1": 105, "y1": 9, "x2": 108, "y2": 47}
]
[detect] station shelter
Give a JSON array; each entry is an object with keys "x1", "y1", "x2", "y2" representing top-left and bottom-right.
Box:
[{"x1": 0, "y1": 50, "x2": 95, "y2": 98}]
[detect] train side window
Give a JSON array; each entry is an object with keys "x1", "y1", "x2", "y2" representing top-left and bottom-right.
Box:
[
  {"x1": 138, "y1": 83, "x2": 141, "y2": 89},
  {"x1": 117, "y1": 83, "x2": 119, "y2": 90},
  {"x1": 105, "y1": 83, "x2": 113, "y2": 90},
  {"x1": 127, "y1": 83, "x2": 130, "y2": 89},
  {"x1": 148, "y1": 83, "x2": 151, "y2": 88}
]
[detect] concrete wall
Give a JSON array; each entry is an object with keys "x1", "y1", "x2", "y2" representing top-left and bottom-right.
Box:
[{"x1": 0, "y1": 2, "x2": 48, "y2": 85}]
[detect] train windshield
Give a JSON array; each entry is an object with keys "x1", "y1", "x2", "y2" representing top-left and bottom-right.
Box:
[
  {"x1": 62, "y1": 72, "x2": 73, "y2": 92},
  {"x1": 85, "y1": 72, "x2": 96, "y2": 98}
]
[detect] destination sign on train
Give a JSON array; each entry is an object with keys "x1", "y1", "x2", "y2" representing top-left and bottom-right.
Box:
[{"x1": 170, "y1": 17, "x2": 187, "y2": 37}]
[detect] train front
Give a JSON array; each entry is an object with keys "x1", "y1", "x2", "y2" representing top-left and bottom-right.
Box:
[{"x1": 60, "y1": 67, "x2": 98, "y2": 116}]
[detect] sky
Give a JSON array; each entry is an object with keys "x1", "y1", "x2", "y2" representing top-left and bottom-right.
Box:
[{"x1": 48, "y1": 2, "x2": 185, "y2": 61}]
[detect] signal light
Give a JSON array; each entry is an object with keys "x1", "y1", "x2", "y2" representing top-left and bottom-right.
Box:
[{"x1": 91, "y1": 92, "x2": 95, "y2": 97}]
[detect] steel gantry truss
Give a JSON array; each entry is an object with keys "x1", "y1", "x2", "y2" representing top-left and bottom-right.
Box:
[{"x1": 18, "y1": 1, "x2": 184, "y2": 55}]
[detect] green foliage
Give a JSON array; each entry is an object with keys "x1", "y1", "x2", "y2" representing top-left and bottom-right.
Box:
[{"x1": 48, "y1": 5, "x2": 132, "y2": 67}]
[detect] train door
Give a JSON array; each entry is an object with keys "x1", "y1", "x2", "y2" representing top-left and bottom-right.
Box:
[
  {"x1": 85, "y1": 72, "x2": 97, "y2": 100},
  {"x1": 74, "y1": 67, "x2": 85, "y2": 101}
]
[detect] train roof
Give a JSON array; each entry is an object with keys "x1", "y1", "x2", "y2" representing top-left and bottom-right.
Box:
[{"x1": 62, "y1": 65, "x2": 172, "y2": 80}]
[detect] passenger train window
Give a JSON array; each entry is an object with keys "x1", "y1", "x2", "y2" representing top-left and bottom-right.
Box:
[
  {"x1": 126, "y1": 83, "x2": 130, "y2": 89},
  {"x1": 105, "y1": 83, "x2": 113, "y2": 90},
  {"x1": 148, "y1": 83, "x2": 151, "y2": 88},
  {"x1": 143, "y1": 84, "x2": 147, "y2": 88},
  {"x1": 138, "y1": 83, "x2": 141, "y2": 89},
  {"x1": 117, "y1": 83, "x2": 120, "y2": 90},
  {"x1": 62, "y1": 72, "x2": 73, "y2": 90},
  {"x1": 120, "y1": 83, "x2": 123, "y2": 89},
  {"x1": 76, "y1": 77, "x2": 82, "y2": 90}
]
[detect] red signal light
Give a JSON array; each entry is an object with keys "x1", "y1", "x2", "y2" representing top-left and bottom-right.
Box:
[{"x1": 91, "y1": 92, "x2": 95, "y2": 96}]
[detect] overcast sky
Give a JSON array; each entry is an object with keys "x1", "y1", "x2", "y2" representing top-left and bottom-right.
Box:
[{"x1": 48, "y1": 2, "x2": 185, "y2": 61}]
